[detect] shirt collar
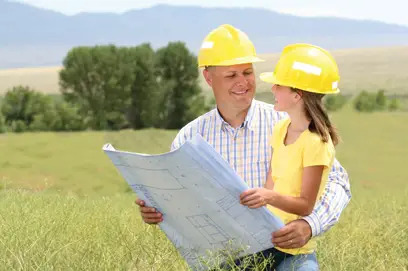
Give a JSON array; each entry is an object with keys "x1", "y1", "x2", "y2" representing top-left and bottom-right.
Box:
[
  {"x1": 214, "y1": 99, "x2": 258, "y2": 132},
  {"x1": 243, "y1": 99, "x2": 258, "y2": 131}
]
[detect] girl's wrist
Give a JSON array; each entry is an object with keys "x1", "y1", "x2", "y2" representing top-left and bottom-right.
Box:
[{"x1": 266, "y1": 189, "x2": 277, "y2": 206}]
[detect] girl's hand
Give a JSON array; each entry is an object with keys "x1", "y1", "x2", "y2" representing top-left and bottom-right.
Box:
[{"x1": 240, "y1": 188, "x2": 274, "y2": 209}]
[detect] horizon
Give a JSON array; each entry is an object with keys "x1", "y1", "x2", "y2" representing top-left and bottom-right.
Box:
[{"x1": 10, "y1": 0, "x2": 408, "y2": 27}]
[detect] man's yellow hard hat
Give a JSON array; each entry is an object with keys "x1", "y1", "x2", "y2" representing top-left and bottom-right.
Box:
[
  {"x1": 198, "y1": 24, "x2": 264, "y2": 67},
  {"x1": 260, "y1": 43, "x2": 340, "y2": 94}
]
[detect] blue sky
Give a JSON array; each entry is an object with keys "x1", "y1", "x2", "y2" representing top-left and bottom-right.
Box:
[{"x1": 13, "y1": 0, "x2": 408, "y2": 26}]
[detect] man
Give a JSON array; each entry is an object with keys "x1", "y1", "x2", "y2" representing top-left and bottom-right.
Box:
[{"x1": 135, "y1": 24, "x2": 351, "y2": 270}]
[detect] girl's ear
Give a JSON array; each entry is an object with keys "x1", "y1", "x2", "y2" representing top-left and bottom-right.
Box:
[
  {"x1": 294, "y1": 89, "x2": 303, "y2": 101},
  {"x1": 293, "y1": 92, "x2": 300, "y2": 101}
]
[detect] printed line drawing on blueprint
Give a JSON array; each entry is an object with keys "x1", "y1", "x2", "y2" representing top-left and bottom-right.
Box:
[
  {"x1": 103, "y1": 134, "x2": 284, "y2": 270},
  {"x1": 186, "y1": 214, "x2": 230, "y2": 245}
]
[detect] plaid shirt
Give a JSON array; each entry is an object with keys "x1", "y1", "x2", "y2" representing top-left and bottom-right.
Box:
[{"x1": 171, "y1": 99, "x2": 351, "y2": 237}]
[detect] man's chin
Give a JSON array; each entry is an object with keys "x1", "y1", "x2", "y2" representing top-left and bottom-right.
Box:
[
  {"x1": 234, "y1": 97, "x2": 252, "y2": 108},
  {"x1": 232, "y1": 92, "x2": 253, "y2": 102}
]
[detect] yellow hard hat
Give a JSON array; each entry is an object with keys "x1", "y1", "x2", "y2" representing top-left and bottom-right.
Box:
[
  {"x1": 260, "y1": 43, "x2": 340, "y2": 94},
  {"x1": 198, "y1": 24, "x2": 264, "y2": 67}
]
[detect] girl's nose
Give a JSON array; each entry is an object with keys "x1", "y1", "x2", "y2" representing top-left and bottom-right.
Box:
[{"x1": 271, "y1": 84, "x2": 277, "y2": 93}]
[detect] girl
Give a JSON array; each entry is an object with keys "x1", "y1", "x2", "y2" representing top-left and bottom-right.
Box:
[{"x1": 240, "y1": 43, "x2": 340, "y2": 264}]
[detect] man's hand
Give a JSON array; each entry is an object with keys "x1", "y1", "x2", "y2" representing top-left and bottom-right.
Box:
[
  {"x1": 135, "y1": 199, "x2": 163, "y2": 224},
  {"x1": 272, "y1": 219, "x2": 312, "y2": 249}
]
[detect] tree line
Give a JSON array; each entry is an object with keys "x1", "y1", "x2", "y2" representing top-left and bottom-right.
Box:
[
  {"x1": 323, "y1": 89, "x2": 401, "y2": 112},
  {"x1": 0, "y1": 42, "x2": 404, "y2": 133},
  {"x1": 0, "y1": 42, "x2": 210, "y2": 133}
]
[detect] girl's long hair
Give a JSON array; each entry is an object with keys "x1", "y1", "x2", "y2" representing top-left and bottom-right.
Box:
[{"x1": 292, "y1": 88, "x2": 340, "y2": 145}]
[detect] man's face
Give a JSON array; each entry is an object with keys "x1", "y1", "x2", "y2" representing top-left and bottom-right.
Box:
[{"x1": 203, "y1": 63, "x2": 256, "y2": 111}]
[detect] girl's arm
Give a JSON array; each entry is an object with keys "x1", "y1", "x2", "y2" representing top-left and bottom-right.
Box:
[
  {"x1": 264, "y1": 166, "x2": 274, "y2": 190},
  {"x1": 267, "y1": 166, "x2": 324, "y2": 216},
  {"x1": 240, "y1": 166, "x2": 324, "y2": 215}
]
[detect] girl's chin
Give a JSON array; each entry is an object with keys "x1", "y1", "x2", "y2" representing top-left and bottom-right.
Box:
[{"x1": 273, "y1": 104, "x2": 282, "y2": 111}]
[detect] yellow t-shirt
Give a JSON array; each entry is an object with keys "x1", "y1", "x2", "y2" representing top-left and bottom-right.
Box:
[{"x1": 268, "y1": 118, "x2": 335, "y2": 255}]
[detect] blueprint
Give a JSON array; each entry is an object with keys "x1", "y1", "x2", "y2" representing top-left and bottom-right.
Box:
[{"x1": 103, "y1": 134, "x2": 284, "y2": 270}]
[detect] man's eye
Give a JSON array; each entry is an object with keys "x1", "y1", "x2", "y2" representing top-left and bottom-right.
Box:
[
  {"x1": 226, "y1": 74, "x2": 236, "y2": 78},
  {"x1": 244, "y1": 71, "x2": 253, "y2": 76}
]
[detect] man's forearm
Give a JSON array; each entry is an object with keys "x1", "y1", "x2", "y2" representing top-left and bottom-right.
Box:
[{"x1": 303, "y1": 160, "x2": 352, "y2": 236}]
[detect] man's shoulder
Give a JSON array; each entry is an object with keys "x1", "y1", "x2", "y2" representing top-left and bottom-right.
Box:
[
  {"x1": 186, "y1": 100, "x2": 277, "y2": 127},
  {"x1": 173, "y1": 107, "x2": 217, "y2": 147},
  {"x1": 251, "y1": 100, "x2": 288, "y2": 127},
  {"x1": 181, "y1": 108, "x2": 217, "y2": 133},
  {"x1": 253, "y1": 99, "x2": 277, "y2": 113}
]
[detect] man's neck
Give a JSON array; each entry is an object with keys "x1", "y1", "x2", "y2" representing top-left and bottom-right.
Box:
[{"x1": 217, "y1": 104, "x2": 250, "y2": 129}]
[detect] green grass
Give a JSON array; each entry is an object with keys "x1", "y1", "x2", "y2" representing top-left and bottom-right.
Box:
[
  {"x1": 0, "y1": 129, "x2": 177, "y2": 195},
  {"x1": 1, "y1": 190, "x2": 406, "y2": 270},
  {"x1": 318, "y1": 193, "x2": 408, "y2": 270},
  {"x1": 1, "y1": 107, "x2": 408, "y2": 270},
  {"x1": 332, "y1": 104, "x2": 408, "y2": 194},
  {"x1": 0, "y1": 190, "x2": 188, "y2": 270},
  {"x1": 1, "y1": 106, "x2": 406, "y2": 196}
]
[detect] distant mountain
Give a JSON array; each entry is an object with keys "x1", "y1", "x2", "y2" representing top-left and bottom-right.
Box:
[{"x1": 1, "y1": 0, "x2": 408, "y2": 68}]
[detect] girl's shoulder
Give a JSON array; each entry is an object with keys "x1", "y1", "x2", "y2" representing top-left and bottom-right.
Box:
[
  {"x1": 302, "y1": 130, "x2": 335, "y2": 154},
  {"x1": 270, "y1": 118, "x2": 290, "y2": 147},
  {"x1": 273, "y1": 118, "x2": 290, "y2": 133},
  {"x1": 302, "y1": 131, "x2": 335, "y2": 168}
]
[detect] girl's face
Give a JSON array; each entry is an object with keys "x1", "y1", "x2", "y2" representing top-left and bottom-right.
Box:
[{"x1": 271, "y1": 84, "x2": 301, "y2": 112}]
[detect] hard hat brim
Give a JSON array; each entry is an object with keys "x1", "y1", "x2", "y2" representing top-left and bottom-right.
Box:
[
  {"x1": 199, "y1": 56, "x2": 264, "y2": 68},
  {"x1": 260, "y1": 72, "x2": 340, "y2": 94},
  {"x1": 259, "y1": 72, "x2": 276, "y2": 84}
]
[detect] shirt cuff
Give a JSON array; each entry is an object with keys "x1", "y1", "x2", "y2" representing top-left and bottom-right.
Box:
[{"x1": 302, "y1": 213, "x2": 321, "y2": 237}]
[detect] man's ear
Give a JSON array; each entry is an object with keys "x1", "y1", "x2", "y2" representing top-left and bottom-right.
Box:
[{"x1": 203, "y1": 69, "x2": 213, "y2": 87}]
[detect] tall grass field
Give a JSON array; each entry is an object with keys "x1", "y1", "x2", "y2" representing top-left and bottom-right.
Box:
[{"x1": 1, "y1": 106, "x2": 407, "y2": 270}]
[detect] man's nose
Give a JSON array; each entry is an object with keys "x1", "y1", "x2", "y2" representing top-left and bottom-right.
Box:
[{"x1": 236, "y1": 74, "x2": 249, "y2": 86}]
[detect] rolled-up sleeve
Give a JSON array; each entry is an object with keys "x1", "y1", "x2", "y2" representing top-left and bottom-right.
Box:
[{"x1": 303, "y1": 158, "x2": 351, "y2": 237}]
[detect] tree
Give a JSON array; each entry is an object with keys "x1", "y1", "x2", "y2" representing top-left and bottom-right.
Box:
[
  {"x1": 324, "y1": 94, "x2": 347, "y2": 112},
  {"x1": 154, "y1": 42, "x2": 205, "y2": 129},
  {"x1": 375, "y1": 89, "x2": 387, "y2": 110},
  {"x1": 11, "y1": 120, "x2": 27, "y2": 133},
  {"x1": 53, "y1": 101, "x2": 86, "y2": 131},
  {"x1": 0, "y1": 111, "x2": 6, "y2": 133},
  {"x1": 1, "y1": 86, "x2": 55, "y2": 131},
  {"x1": 354, "y1": 91, "x2": 377, "y2": 112},
  {"x1": 388, "y1": 96, "x2": 400, "y2": 111},
  {"x1": 30, "y1": 101, "x2": 86, "y2": 131},
  {"x1": 126, "y1": 44, "x2": 157, "y2": 129},
  {"x1": 59, "y1": 45, "x2": 134, "y2": 130},
  {"x1": 29, "y1": 109, "x2": 59, "y2": 131}
]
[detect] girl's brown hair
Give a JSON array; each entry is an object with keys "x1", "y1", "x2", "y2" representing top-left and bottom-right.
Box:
[{"x1": 292, "y1": 88, "x2": 340, "y2": 145}]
